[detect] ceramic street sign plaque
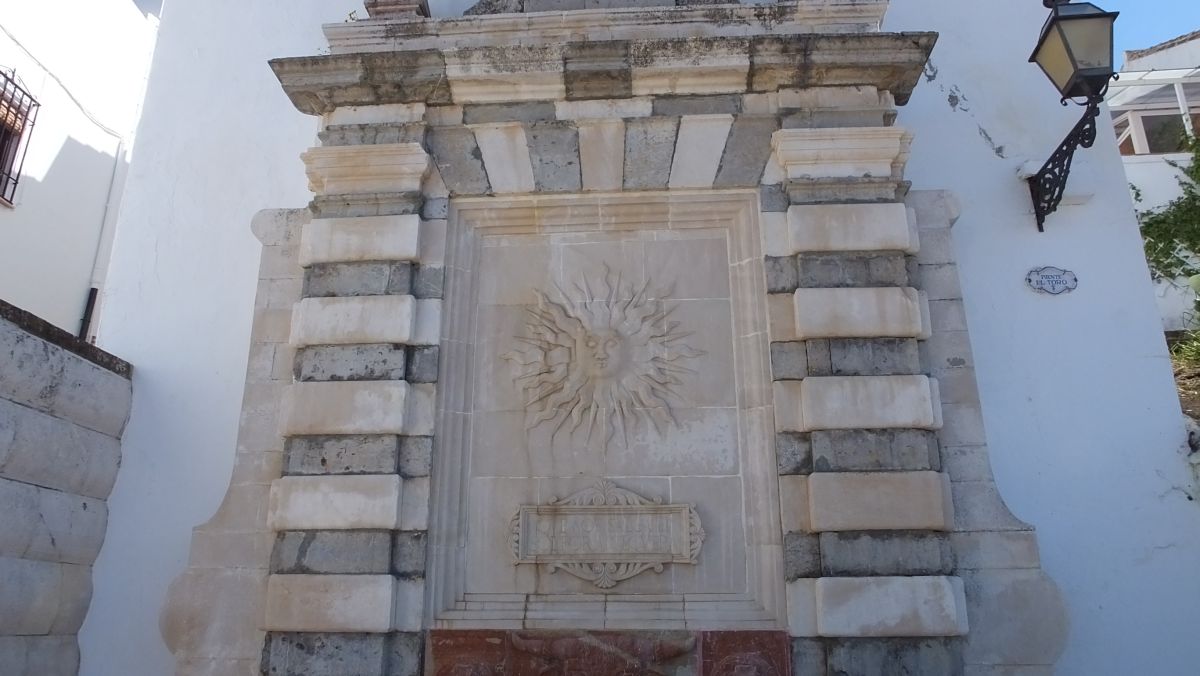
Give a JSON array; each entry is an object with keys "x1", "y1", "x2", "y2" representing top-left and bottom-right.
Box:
[{"x1": 1026, "y1": 266, "x2": 1078, "y2": 295}]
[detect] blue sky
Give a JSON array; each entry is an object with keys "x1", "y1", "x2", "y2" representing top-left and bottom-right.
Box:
[{"x1": 1102, "y1": 0, "x2": 1200, "y2": 63}]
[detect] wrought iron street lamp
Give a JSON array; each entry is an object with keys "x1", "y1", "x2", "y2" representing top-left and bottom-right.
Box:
[{"x1": 1027, "y1": 0, "x2": 1119, "y2": 231}]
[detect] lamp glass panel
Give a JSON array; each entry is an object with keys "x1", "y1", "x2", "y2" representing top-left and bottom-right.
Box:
[
  {"x1": 1035, "y1": 26, "x2": 1075, "y2": 93},
  {"x1": 1060, "y1": 16, "x2": 1114, "y2": 70}
]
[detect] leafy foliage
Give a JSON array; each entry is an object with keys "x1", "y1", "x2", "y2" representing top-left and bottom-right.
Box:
[{"x1": 1138, "y1": 136, "x2": 1200, "y2": 281}]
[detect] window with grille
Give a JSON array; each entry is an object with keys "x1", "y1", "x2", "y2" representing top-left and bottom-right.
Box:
[{"x1": 0, "y1": 69, "x2": 40, "y2": 206}]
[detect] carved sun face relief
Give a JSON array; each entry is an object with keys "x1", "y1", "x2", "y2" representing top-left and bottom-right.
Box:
[{"x1": 503, "y1": 266, "x2": 705, "y2": 447}]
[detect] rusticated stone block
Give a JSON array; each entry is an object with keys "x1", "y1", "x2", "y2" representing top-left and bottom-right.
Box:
[
  {"x1": 770, "y1": 341, "x2": 807, "y2": 380},
  {"x1": 623, "y1": 117, "x2": 679, "y2": 190},
  {"x1": 759, "y1": 184, "x2": 789, "y2": 212},
  {"x1": 806, "y1": 339, "x2": 832, "y2": 376},
  {"x1": 393, "y1": 531, "x2": 427, "y2": 578},
  {"x1": 829, "y1": 338, "x2": 921, "y2": 376},
  {"x1": 784, "y1": 531, "x2": 821, "y2": 580},
  {"x1": 819, "y1": 532, "x2": 955, "y2": 577},
  {"x1": 652, "y1": 94, "x2": 741, "y2": 116},
  {"x1": 406, "y1": 346, "x2": 439, "y2": 384},
  {"x1": 807, "y1": 472, "x2": 953, "y2": 532},
  {"x1": 791, "y1": 637, "x2": 826, "y2": 675},
  {"x1": 284, "y1": 435, "x2": 400, "y2": 475},
  {"x1": 271, "y1": 531, "x2": 392, "y2": 574},
  {"x1": 264, "y1": 575, "x2": 397, "y2": 633},
  {"x1": 816, "y1": 577, "x2": 969, "y2": 638},
  {"x1": 427, "y1": 127, "x2": 491, "y2": 196},
  {"x1": 564, "y1": 42, "x2": 632, "y2": 100},
  {"x1": 387, "y1": 632, "x2": 424, "y2": 676},
  {"x1": 826, "y1": 637, "x2": 964, "y2": 675},
  {"x1": 268, "y1": 475, "x2": 404, "y2": 531},
  {"x1": 422, "y1": 197, "x2": 448, "y2": 220},
  {"x1": 263, "y1": 631, "x2": 388, "y2": 675},
  {"x1": 776, "y1": 432, "x2": 812, "y2": 475},
  {"x1": 295, "y1": 344, "x2": 407, "y2": 382},
  {"x1": 319, "y1": 123, "x2": 427, "y2": 146},
  {"x1": 0, "y1": 635, "x2": 80, "y2": 676},
  {"x1": 398, "y1": 436, "x2": 433, "y2": 478},
  {"x1": 413, "y1": 265, "x2": 444, "y2": 299},
  {"x1": 796, "y1": 252, "x2": 911, "y2": 288},
  {"x1": 303, "y1": 261, "x2": 412, "y2": 298},
  {"x1": 715, "y1": 115, "x2": 779, "y2": 187},
  {"x1": 462, "y1": 102, "x2": 555, "y2": 125},
  {"x1": 525, "y1": 121, "x2": 582, "y2": 193},
  {"x1": 811, "y1": 429, "x2": 939, "y2": 473},
  {"x1": 765, "y1": 256, "x2": 799, "y2": 294}
]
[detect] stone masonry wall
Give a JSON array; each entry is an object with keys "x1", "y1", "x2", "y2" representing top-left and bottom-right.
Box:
[{"x1": 0, "y1": 300, "x2": 132, "y2": 676}]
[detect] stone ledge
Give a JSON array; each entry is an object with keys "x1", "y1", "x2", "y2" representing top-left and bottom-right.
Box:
[
  {"x1": 807, "y1": 471, "x2": 954, "y2": 532},
  {"x1": 267, "y1": 475, "x2": 404, "y2": 531},
  {"x1": 796, "y1": 375, "x2": 941, "y2": 432},
  {"x1": 290, "y1": 296, "x2": 416, "y2": 347},
  {"x1": 302, "y1": 143, "x2": 430, "y2": 196},
  {"x1": 0, "y1": 300, "x2": 130, "y2": 378},
  {"x1": 264, "y1": 575, "x2": 397, "y2": 633},
  {"x1": 279, "y1": 381, "x2": 409, "y2": 436},
  {"x1": 793, "y1": 287, "x2": 922, "y2": 339},
  {"x1": 786, "y1": 202, "x2": 916, "y2": 254},
  {"x1": 299, "y1": 215, "x2": 422, "y2": 266},
  {"x1": 815, "y1": 576, "x2": 969, "y2": 638}
]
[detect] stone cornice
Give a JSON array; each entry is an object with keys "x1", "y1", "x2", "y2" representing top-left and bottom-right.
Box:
[
  {"x1": 271, "y1": 32, "x2": 937, "y2": 114},
  {"x1": 301, "y1": 143, "x2": 430, "y2": 195},
  {"x1": 325, "y1": 1, "x2": 889, "y2": 54}
]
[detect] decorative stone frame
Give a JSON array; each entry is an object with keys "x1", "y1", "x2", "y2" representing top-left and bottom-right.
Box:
[{"x1": 428, "y1": 189, "x2": 787, "y2": 630}]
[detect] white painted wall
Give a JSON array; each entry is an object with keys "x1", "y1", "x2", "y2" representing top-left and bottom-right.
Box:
[
  {"x1": 1124, "y1": 153, "x2": 1196, "y2": 330},
  {"x1": 1125, "y1": 35, "x2": 1200, "y2": 71},
  {"x1": 0, "y1": 1, "x2": 157, "y2": 332},
  {"x1": 86, "y1": 1, "x2": 1200, "y2": 675},
  {"x1": 887, "y1": 1, "x2": 1200, "y2": 673}
]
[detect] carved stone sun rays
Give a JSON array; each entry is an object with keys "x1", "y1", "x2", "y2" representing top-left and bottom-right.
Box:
[{"x1": 503, "y1": 265, "x2": 705, "y2": 447}]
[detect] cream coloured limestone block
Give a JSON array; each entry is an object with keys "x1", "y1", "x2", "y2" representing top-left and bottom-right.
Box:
[
  {"x1": 807, "y1": 471, "x2": 954, "y2": 532},
  {"x1": 302, "y1": 143, "x2": 429, "y2": 195},
  {"x1": 322, "y1": 103, "x2": 426, "y2": 127},
  {"x1": 404, "y1": 383, "x2": 437, "y2": 437},
  {"x1": 800, "y1": 376, "x2": 940, "y2": 431},
  {"x1": 773, "y1": 381, "x2": 805, "y2": 433},
  {"x1": 759, "y1": 211, "x2": 790, "y2": 257},
  {"x1": 793, "y1": 287, "x2": 922, "y2": 340},
  {"x1": 578, "y1": 120, "x2": 625, "y2": 191},
  {"x1": 290, "y1": 296, "x2": 415, "y2": 347},
  {"x1": 268, "y1": 475, "x2": 403, "y2": 531},
  {"x1": 779, "y1": 475, "x2": 810, "y2": 534},
  {"x1": 787, "y1": 579, "x2": 819, "y2": 637},
  {"x1": 444, "y1": 47, "x2": 566, "y2": 103},
  {"x1": 668, "y1": 115, "x2": 734, "y2": 189},
  {"x1": 279, "y1": 381, "x2": 408, "y2": 436},
  {"x1": 299, "y1": 215, "x2": 421, "y2": 267},
  {"x1": 632, "y1": 55, "x2": 749, "y2": 96},
  {"x1": 555, "y1": 98, "x2": 652, "y2": 120},
  {"x1": 264, "y1": 574, "x2": 397, "y2": 633},
  {"x1": 772, "y1": 127, "x2": 911, "y2": 180},
  {"x1": 413, "y1": 299, "x2": 442, "y2": 347},
  {"x1": 816, "y1": 576, "x2": 969, "y2": 637},
  {"x1": 767, "y1": 294, "x2": 799, "y2": 343},
  {"x1": 393, "y1": 578, "x2": 425, "y2": 632},
  {"x1": 472, "y1": 123, "x2": 537, "y2": 193},
  {"x1": 787, "y1": 203, "x2": 916, "y2": 253}
]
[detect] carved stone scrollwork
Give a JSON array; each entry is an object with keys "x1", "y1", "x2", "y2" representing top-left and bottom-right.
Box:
[{"x1": 510, "y1": 480, "x2": 705, "y2": 590}]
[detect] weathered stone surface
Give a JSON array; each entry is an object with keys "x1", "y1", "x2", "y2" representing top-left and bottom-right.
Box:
[
  {"x1": 791, "y1": 637, "x2": 826, "y2": 675},
  {"x1": 280, "y1": 381, "x2": 408, "y2": 436},
  {"x1": 0, "y1": 478, "x2": 107, "y2": 565},
  {"x1": 960, "y1": 570, "x2": 1068, "y2": 668},
  {"x1": 398, "y1": 437, "x2": 433, "y2": 478},
  {"x1": 806, "y1": 339, "x2": 832, "y2": 376},
  {"x1": 387, "y1": 632, "x2": 424, "y2": 676},
  {"x1": 422, "y1": 197, "x2": 448, "y2": 220},
  {"x1": 319, "y1": 123, "x2": 427, "y2": 147},
  {"x1": 784, "y1": 532, "x2": 820, "y2": 580},
  {"x1": 0, "y1": 635, "x2": 80, "y2": 676},
  {"x1": 310, "y1": 193, "x2": 424, "y2": 220},
  {"x1": 463, "y1": 102, "x2": 555, "y2": 125},
  {"x1": 701, "y1": 631, "x2": 790, "y2": 676},
  {"x1": 780, "y1": 108, "x2": 893, "y2": 129},
  {"x1": 827, "y1": 638, "x2": 964, "y2": 675},
  {"x1": 426, "y1": 127, "x2": 491, "y2": 196},
  {"x1": 272, "y1": 51, "x2": 453, "y2": 114},
  {"x1": 0, "y1": 398, "x2": 121, "y2": 500},
  {"x1": 263, "y1": 632, "x2": 387, "y2": 675},
  {"x1": 759, "y1": 184, "x2": 789, "y2": 212},
  {"x1": 770, "y1": 341, "x2": 807, "y2": 380},
  {"x1": 290, "y1": 296, "x2": 415, "y2": 347},
  {"x1": 623, "y1": 117, "x2": 678, "y2": 190},
  {"x1": 800, "y1": 376, "x2": 940, "y2": 431},
  {"x1": 808, "y1": 471, "x2": 953, "y2": 532},
  {"x1": 796, "y1": 252, "x2": 911, "y2": 288},
  {"x1": 564, "y1": 42, "x2": 632, "y2": 100},
  {"x1": 812, "y1": 429, "x2": 939, "y2": 473},
  {"x1": 793, "y1": 287, "x2": 923, "y2": 340},
  {"x1": 816, "y1": 576, "x2": 969, "y2": 638},
  {"x1": 393, "y1": 531, "x2": 427, "y2": 578},
  {"x1": 407, "y1": 346, "x2": 440, "y2": 384},
  {"x1": 265, "y1": 574, "x2": 397, "y2": 632},
  {"x1": 652, "y1": 94, "x2": 741, "y2": 117},
  {"x1": 668, "y1": 114, "x2": 732, "y2": 188},
  {"x1": 0, "y1": 556, "x2": 91, "y2": 635},
  {"x1": 776, "y1": 432, "x2": 812, "y2": 475},
  {"x1": 300, "y1": 215, "x2": 420, "y2": 267},
  {"x1": 0, "y1": 300, "x2": 130, "y2": 377},
  {"x1": 525, "y1": 121, "x2": 582, "y2": 192},
  {"x1": 714, "y1": 115, "x2": 779, "y2": 187},
  {"x1": 472, "y1": 123, "x2": 537, "y2": 193},
  {"x1": 820, "y1": 532, "x2": 955, "y2": 577},
  {"x1": 268, "y1": 475, "x2": 403, "y2": 531},
  {"x1": 829, "y1": 338, "x2": 921, "y2": 377},
  {"x1": 787, "y1": 203, "x2": 914, "y2": 254},
  {"x1": 413, "y1": 265, "x2": 444, "y2": 299},
  {"x1": 303, "y1": 262, "x2": 413, "y2": 298},
  {"x1": 271, "y1": 531, "x2": 392, "y2": 574},
  {"x1": 764, "y1": 256, "x2": 799, "y2": 294},
  {"x1": 284, "y1": 435, "x2": 401, "y2": 475},
  {"x1": 295, "y1": 344, "x2": 407, "y2": 382}
]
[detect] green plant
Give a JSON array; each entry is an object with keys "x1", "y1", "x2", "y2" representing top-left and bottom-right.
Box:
[
  {"x1": 1174, "y1": 330, "x2": 1200, "y2": 367},
  {"x1": 1138, "y1": 136, "x2": 1200, "y2": 281}
]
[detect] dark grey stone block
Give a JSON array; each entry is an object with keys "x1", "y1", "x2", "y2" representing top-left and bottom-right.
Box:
[
  {"x1": 623, "y1": 117, "x2": 679, "y2": 190},
  {"x1": 263, "y1": 632, "x2": 387, "y2": 675},
  {"x1": 764, "y1": 256, "x2": 799, "y2": 294},
  {"x1": 791, "y1": 638, "x2": 826, "y2": 676},
  {"x1": 811, "y1": 429, "x2": 939, "y2": 473},
  {"x1": 564, "y1": 42, "x2": 632, "y2": 100},
  {"x1": 422, "y1": 197, "x2": 448, "y2": 220},
  {"x1": 272, "y1": 531, "x2": 392, "y2": 574},
  {"x1": 780, "y1": 109, "x2": 892, "y2": 129},
  {"x1": 413, "y1": 265, "x2": 444, "y2": 299},
  {"x1": 303, "y1": 262, "x2": 412, "y2": 298},
  {"x1": 407, "y1": 346, "x2": 440, "y2": 384},
  {"x1": 819, "y1": 532, "x2": 955, "y2": 577},
  {"x1": 319, "y1": 123, "x2": 427, "y2": 146},
  {"x1": 526, "y1": 121, "x2": 582, "y2": 192},
  {"x1": 829, "y1": 338, "x2": 921, "y2": 377},
  {"x1": 386, "y1": 632, "x2": 425, "y2": 676},
  {"x1": 295, "y1": 344, "x2": 407, "y2": 382},
  {"x1": 776, "y1": 432, "x2": 812, "y2": 476},
  {"x1": 311, "y1": 193, "x2": 424, "y2": 220},
  {"x1": 463, "y1": 102, "x2": 556, "y2": 125},
  {"x1": 651, "y1": 94, "x2": 742, "y2": 116},
  {"x1": 796, "y1": 252, "x2": 910, "y2": 288},
  {"x1": 715, "y1": 115, "x2": 779, "y2": 187},
  {"x1": 784, "y1": 532, "x2": 820, "y2": 580},
  {"x1": 770, "y1": 342, "x2": 807, "y2": 381},
  {"x1": 427, "y1": 127, "x2": 491, "y2": 196},
  {"x1": 826, "y1": 638, "x2": 964, "y2": 676},
  {"x1": 399, "y1": 436, "x2": 433, "y2": 478},
  {"x1": 525, "y1": 0, "x2": 584, "y2": 10},
  {"x1": 759, "y1": 184, "x2": 789, "y2": 212},
  {"x1": 393, "y1": 531, "x2": 428, "y2": 578},
  {"x1": 284, "y1": 435, "x2": 401, "y2": 475},
  {"x1": 806, "y1": 339, "x2": 832, "y2": 377}
]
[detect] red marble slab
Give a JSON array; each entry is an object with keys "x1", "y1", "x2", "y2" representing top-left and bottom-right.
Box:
[{"x1": 700, "y1": 632, "x2": 792, "y2": 676}]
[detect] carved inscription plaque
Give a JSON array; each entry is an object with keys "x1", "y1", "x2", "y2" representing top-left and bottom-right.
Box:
[{"x1": 511, "y1": 481, "x2": 704, "y2": 589}]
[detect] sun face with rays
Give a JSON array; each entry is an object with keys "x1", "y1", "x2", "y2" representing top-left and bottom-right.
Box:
[{"x1": 502, "y1": 266, "x2": 705, "y2": 447}]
